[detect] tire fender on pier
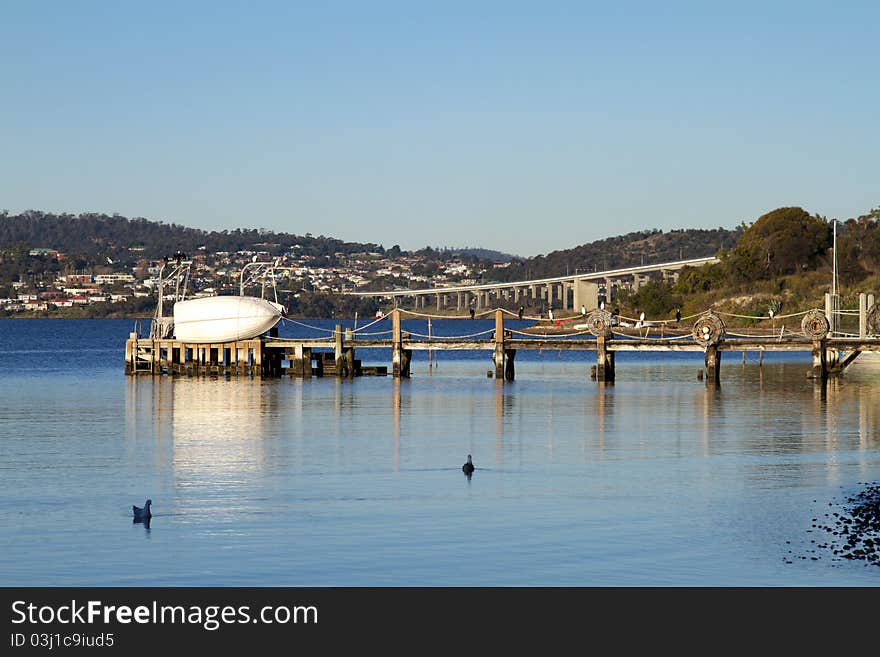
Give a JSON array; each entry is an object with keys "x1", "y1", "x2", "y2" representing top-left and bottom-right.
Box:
[
  {"x1": 692, "y1": 311, "x2": 725, "y2": 346},
  {"x1": 801, "y1": 309, "x2": 830, "y2": 339}
]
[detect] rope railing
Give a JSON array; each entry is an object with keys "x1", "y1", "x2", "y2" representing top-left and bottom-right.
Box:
[
  {"x1": 275, "y1": 304, "x2": 866, "y2": 343},
  {"x1": 280, "y1": 318, "x2": 337, "y2": 333},
  {"x1": 404, "y1": 328, "x2": 496, "y2": 340},
  {"x1": 611, "y1": 331, "x2": 695, "y2": 341},
  {"x1": 507, "y1": 327, "x2": 595, "y2": 338},
  {"x1": 716, "y1": 309, "x2": 810, "y2": 320},
  {"x1": 349, "y1": 314, "x2": 388, "y2": 334}
]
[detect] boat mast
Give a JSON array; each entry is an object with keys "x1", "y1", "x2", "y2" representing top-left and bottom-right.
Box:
[{"x1": 832, "y1": 218, "x2": 838, "y2": 298}]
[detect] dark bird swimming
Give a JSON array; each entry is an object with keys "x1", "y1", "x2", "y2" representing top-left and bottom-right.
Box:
[
  {"x1": 462, "y1": 455, "x2": 475, "y2": 476},
  {"x1": 133, "y1": 499, "x2": 152, "y2": 522}
]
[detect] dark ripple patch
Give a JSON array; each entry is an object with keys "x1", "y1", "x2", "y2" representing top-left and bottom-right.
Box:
[{"x1": 788, "y1": 482, "x2": 880, "y2": 567}]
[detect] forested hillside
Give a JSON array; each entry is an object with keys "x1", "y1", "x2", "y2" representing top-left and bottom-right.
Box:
[
  {"x1": 3, "y1": 205, "x2": 880, "y2": 323},
  {"x1": 0, "y1": 210, "x2": 386, "y2": 265}
]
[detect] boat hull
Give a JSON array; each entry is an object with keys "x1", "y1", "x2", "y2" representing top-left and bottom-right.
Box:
[{"x1": 172, "y1": 296, "x2": 285, "y2": 343}]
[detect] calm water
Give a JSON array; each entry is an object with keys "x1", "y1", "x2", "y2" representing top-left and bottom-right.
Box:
[{"x1": 1, "y1": 318, "x2": 879, "y2": 586}]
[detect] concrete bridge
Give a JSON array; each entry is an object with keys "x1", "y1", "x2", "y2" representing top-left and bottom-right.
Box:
[{"x1": 344, "y1": 256, "x2": 719, "y2": 313}]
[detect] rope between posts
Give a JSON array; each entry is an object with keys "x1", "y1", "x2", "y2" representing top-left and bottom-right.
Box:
[
  {"x1": 716, "y1": 310, "x2": 809, "y2": 320},
  {"x1": 404, "y1": 328, "x2": 496, "y2": 339},
  {"x1": 350, "y1": 315, "x2": 388, "y2": 334},
  {"x1": 507, "y1": 328, "x2": 594, "y2": 338},
  {"x1": 280, "y1": 318, "x2": 336, "y2": 333},
  {"x1": 726, "y1": 331, "x2": 783, "y2": 338}
]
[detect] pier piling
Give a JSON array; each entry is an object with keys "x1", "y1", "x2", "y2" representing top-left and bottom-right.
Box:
[
  {"x1": 124, "y1": 305, "x2": 880, "y2": 386},
  {"x1": 596, "y1": 335, "x2": 615, "y2": 381},
  {"x1": 704, "y1": 345, "x2": 721, "y2": 385}
]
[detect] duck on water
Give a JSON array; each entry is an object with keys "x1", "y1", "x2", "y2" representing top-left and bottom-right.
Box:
[{"x1": 133, "y1": 499, "x2": 152, "y2": 523}]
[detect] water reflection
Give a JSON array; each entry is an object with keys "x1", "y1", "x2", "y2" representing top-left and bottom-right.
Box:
[
  {"x1": 121, "y1": 361, "x2": 880, "y2": 492},
  {"x1": 125, "y1": 376, "x2": 281, "y2": 495},
  {"x1": 392, "y1": 379, "x2": 401, "y2": 472},
  {"x1": 173, "y1": 378, "x2": 273, "y2": 465},
  {"x1": 593, "y1": 381, "x2": 613, "y2": 458}
]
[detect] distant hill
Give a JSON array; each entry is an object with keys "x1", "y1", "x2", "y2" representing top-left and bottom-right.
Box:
[
  {"x1": 0, "y1": 210, "x2": 386, "y2": 266},
  {"x1": 432, "y1": 246, "x2": 524, "y2": 262},
  {"x1": 1, "y1": 211, "x2": 739, "y2": 274},
  {"x1": 491, "y1": 227, "x2": 742, "y2": 282}
]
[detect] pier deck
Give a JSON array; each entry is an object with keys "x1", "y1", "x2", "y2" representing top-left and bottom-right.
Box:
[{"x1": 125, "y1": 308, "x2": 880, "y2": 384}]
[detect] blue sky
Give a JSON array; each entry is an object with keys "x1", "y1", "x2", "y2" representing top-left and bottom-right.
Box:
[{"x1": 1, "y1": 1, "x2": 877, "y2": 257}]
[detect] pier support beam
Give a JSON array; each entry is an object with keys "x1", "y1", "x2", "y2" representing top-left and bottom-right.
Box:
[
  {"x1": 292, "y1": 344, "x2": 312, "y2": 377},
  {"x1": 504, "y1": 349, "x2": 516, "y2": 381},
  {"x1": 253, "y1": 340, "x2": 264, "y2": 377},
  {"x1": 125, "y1": 333, "x2": 135, "y2": 374},
  {"x1": 493, "y1": 309, "x2": 505, "y2": 380},
  {"x1": 811, "y1": 339, "x2": 828, "y2": 383},
  {"x1": 334, "y1": 324, "x2": 347, "y2": 377},
  {"x1": 596, "y1": 335, "x2": 615, "y2": 381},
  {"x1": 494, "y1": 344, "x2": 505, "y2": 380},
  {"x1": 391, "y1": 309, "x2": 411, "y2": 378},
  {"x1": 704, "y1": 345, "x2": 721, "y2": 385},
  {"x1": 860, "y1": 292, "x2": 867, "y2": 339}
]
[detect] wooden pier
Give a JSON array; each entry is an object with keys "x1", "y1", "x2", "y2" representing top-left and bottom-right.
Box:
[{"x1": 125, "y1": 307, "x2": 880, "y2": 385}]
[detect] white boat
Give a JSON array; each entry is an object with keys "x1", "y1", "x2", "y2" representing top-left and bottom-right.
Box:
[{"x1": 172, "y1": 295, "x2": 285, "y2": 343}]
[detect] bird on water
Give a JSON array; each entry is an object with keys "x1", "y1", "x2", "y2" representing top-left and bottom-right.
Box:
[
  {"x1": 133, "y1": 499, "x2": 152, "y2": 522},
  {"x1": 462, "y1": 455, "x2": 475, "y2": 476}
]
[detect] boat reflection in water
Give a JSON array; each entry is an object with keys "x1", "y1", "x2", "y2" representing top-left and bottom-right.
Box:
[{"x1": 125, "y1": 376, "x2": 293, "y2": 522}]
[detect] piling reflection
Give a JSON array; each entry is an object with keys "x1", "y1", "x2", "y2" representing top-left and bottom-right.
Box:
[
  {"x1": 392, "y1": 378, "x2": 401, "y2": 472},
  {"x1": 593, "y1": 381, "x2": 613, "y2": 458},
  {"x1": 719, "y1": 360, "x2": 880, "y2": 487},
  {"x1": 494, "y1": 379, "x2": 504, "y2": 439},
  {"x1": 125, "y1": 377, "x2": 175, "y2": 469}
]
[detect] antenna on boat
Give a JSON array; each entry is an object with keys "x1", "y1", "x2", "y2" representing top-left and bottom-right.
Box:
[
  {"x1": 150, "y1": 255, "x2": 192, "y2": 339},
  {"x1": 830, "y1": 218, "x2": 840, "y2": 336},
  {"x1": 239, "y1": 257, "x2": 292, "y2": 308},
  {"x1": 832, "y1": 218, "x2": 838, "y2": 297}
]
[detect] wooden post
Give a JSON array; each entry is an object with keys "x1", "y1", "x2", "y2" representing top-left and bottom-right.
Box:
[
  {"x1": 859, "y1": 292, "x2": 867, "y2": 339},
  {"x1": 392, "y1": 309, "x2": 401, "y2": 377},
  {"x1": 705, "y1": 345, "x2": 721, "y2": 385},
  {"x1": 303, "y1": 347, "x2": 312, "y2": 377},
  {"x1": 596, "y1": 335, "x2": 615, "y2": 381},
  {"x1": 812, "y1": 339, "x2": 828, "y2": 382},
  {"x1": 494, "y1": 309, "x2": 505, "y2": 380},
  {"x1": 252, "y1": 340, "x2": 263, "y2": 377},
  {"x1": 125, "y1": 335, "x2": 134, "y2": 374},
  {"x1": 152, "y1": 338, "x2": 161, "y2": 374},
  {"x1": 344, "y1": 347, "x2": 355, "y2": 378},
  {"x1": 235, "y1": 342, "x2": 246, "y2": 374},
  {"x1": 292, "y1": 343, "x2": 304, "y2": 376},
  {"x1": 504, "y1": 348, "x2": 516, "y2": 381},
  {"x1": 335, "y1": 324, "x2": 345, "y2": 377},
  {"x1": 391, "y1": 309, "x2": 409, "y2": 378},
  {"x1": 401, "y1": 348, "x2": 412, "y2": 378}
]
